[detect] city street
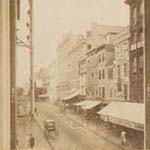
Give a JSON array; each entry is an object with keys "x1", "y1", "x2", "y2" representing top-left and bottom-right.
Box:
[{"x1": 36, "y1": 102, "x2": 123, "y2": 150}]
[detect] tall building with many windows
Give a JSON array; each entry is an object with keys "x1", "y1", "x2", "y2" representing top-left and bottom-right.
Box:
[
  {"x1": 113, "y1": 27, "x2": 130, "y2": 101},
  {"x1": 125, "y1": 0, "x2": 144, "y2": 103}
]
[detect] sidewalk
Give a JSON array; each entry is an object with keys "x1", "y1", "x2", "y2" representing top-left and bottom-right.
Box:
[
  {"x1": 17, "y1": 115, "x2": 51, "y2": 150},
  {"x1": 48, "y1": 103, "x2": 143, "y2": 150}
]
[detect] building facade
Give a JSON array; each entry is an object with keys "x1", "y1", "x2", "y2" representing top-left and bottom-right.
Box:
[
  {"x1": 97, "y1": 44, "x2": 116, "y2": 102},
  {"x1": 125, "y1": 0, "x2": 144, "y2": 103},
  {"x1": 85, "y1": 24, "x2": 125, "y2": 100},
  {"x1": 57, "y1": 33, "x2": 87, "y2": 99},
  {"x1": 79, "y1": 57, "x2": 86, "y2": 95},
  {"x1": 113, "y1": 27, "x2": 130, "y2": 101},
  {"x1": 0, "y1": 0, "x2": 10, "y2": 149}
]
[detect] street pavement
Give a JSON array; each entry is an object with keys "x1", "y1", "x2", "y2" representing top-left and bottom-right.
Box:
[
  {"x1": 17, "y1": 115, "x2": 51, "y2": 150},
  {"x1": 36, "y1": 102, "x2": 124, "y2": 150}
]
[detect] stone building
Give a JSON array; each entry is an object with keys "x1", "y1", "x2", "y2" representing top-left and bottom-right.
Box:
[
  {"x1": 57, "y1": 32, "x2": 87, "y2": 99},
  {"x1": 96, "y1": 44, "x2": 116, "y2": 101},
  {"x1": 125, "y1": 0, "x2": 144, "y2": 103},
  {"x1": 85, "y1": 24, "x2": 125, "y2": 100},
  {"x1": 113, "y1": 27, "x2": 130, "y2": 101}
]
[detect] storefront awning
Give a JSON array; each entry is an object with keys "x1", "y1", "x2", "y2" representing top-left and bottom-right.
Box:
[
  {"x1": 82, "y1": 101, "x2": 101, "y2": 110},
  {"x1": 97, "y1": 102, "x2": 144, "y2": 131},
  {"x1": 74, "y1": 100, "x2": 93, "y2": 106},
  {"x1": 62, "y1": 91, "x2": 80, "y2": 101},
  {"x1": 74, "y1": 100, "x2": 101, "y2": 110}
]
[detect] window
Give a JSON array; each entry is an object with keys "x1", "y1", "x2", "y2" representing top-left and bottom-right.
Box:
[
  {"x1": 102, "y1": 69, "x2": 105, "y2": 79},
  {"x1": 132, "y1": 31, "x2": 137, "y2": 44},
  {"x1": 132, "y1": 57, "x2": 137, "y2": 74},
  {"x1": 138, "y1": 55, "x2": 143, "y2": 74},
  {"x1": 117, "y1": 65, "x2": 121, "y2": 78},
  {"x1": 110, "y1": 89, "x2": 113, "y2": 98},
  {"x1": 99, "y1": 70, "x2": 101, "y2": 80},
  {"x1": 118, "y1": 79, "x2": 122, "y2": 92},
  {"x1": 99, "y1": 54, "x2": 101, "y2": 63},
  {"x1": 123, "y1": 63, "x2": 128, "y2": 77},
  {"x1": 99, "y1": 87, "x2": 101, "y2": 97},
  {"x1": 108, "y1": 68, "x2": 113, "y2": 79},
  {"x1": 102, "y1": 87, "x2": 105, "y2": 98},
  {"x1": 137, "y1": 28, "x2": 143, "y2": 42},
  {"x1": 139, "y1": 2, "x2": 144, "y2": 14},
  {"x1": 102, "y1": 53, "x2": 105, "y2": 62},
  {"x1": 91, "y1": 72, "x2": 94, "y2": 77},
  {"x1": 87, "y1": 44, "x2": 92, "y2": 49},
  {"x1": 132, "y1": 7, "x2": 137, "y2": 25}
]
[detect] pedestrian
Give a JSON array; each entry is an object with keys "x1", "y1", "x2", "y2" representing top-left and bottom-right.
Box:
[
  {"x1": 121, "y1": 129, "x2": 127, "y2": 145},
  {"x1": 28, "y1": 133, "x2": 35, "y2": 149}
]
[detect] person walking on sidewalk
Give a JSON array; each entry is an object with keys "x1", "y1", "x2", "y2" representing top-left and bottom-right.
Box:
[
  {"x1": 28, "y1": 133, "x2": 35, "y2": 149},
  {"x1": 121, "y1": 129, "x2": 127, "y2": 145}
]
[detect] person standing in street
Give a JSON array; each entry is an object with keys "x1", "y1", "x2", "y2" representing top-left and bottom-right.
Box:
[
  {"x1": 121, "y1": 129, "x2": 127, "y2": 145},
  {"x1": 28, "y1": 133, "x2": 35, "y2": 149}
]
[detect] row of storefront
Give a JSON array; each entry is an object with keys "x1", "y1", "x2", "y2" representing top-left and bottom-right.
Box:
[{"x1": 61, "y1": 92, "x2": 144, "y2": 132}]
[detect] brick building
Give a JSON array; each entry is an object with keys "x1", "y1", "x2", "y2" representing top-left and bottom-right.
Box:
[
  {"x1": 113, "y1": 27, "x2": 130, "y2": 101},
  {"x1": 125, "y1": 0, "x2": 144, "y2": 103}
]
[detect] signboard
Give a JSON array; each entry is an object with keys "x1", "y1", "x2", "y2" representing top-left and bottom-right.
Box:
[{"x1": 108, "y1": 116, "x2": 144, "y2": 131}]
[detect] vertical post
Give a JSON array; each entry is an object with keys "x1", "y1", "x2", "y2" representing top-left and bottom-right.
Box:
[
  {"x1": 144, "y1": 0, "x2": 150, "y2": 148},
  {"x1": 10, "y1": 0, "x2": 17, "y2": 149},
  {"x1": 29, "y1": 0, "x2": 35, "y2": 114}
]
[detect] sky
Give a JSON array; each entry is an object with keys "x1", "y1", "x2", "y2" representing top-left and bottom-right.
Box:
[{"x1": 17, "y1": 0, "x2": 129, "y2": 86}]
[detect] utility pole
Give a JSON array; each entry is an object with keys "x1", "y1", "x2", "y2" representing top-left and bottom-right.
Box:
[
  {"x1": 28, "y1": 0, "x2": 35, "y2": 115},
  {"x1": 144, "y1": 0, "x2": 150, "y2": 148},
  {"x1": 10, "y1": 0, "x2": 17, "y2": 149}
]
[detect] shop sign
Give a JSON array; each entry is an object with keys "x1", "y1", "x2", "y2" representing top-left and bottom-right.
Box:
[{"x1": 109, "y1": 116, "x2": 143, "y2": 131}]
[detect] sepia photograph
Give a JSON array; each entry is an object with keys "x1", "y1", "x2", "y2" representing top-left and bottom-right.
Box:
[{"x1": 0, "y1": 0, "x2": 150, "y2": 150}]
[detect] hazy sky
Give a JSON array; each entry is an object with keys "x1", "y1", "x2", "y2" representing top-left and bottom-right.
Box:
[{"x1": 17, "y1": 0, "x2": 129, "y2": 86}]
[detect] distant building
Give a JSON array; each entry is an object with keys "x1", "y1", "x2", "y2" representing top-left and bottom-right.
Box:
[
  {"x1": 125, "y1": 0, "x2": 144, "y2": 103},
  {"x1": 113, "y1": 27, "x2": 130, "y2": 101},
  {"x1": 48, "y1": 60, "x2": 58, "y2": 103},
  {"x1": 34, "y1": 67, "x2": 49, "y2": 99},
  {"x1": 57, "y1": 32, "x2": 87, "y2": 98}
]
